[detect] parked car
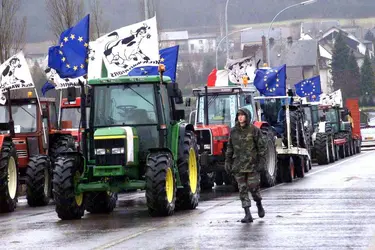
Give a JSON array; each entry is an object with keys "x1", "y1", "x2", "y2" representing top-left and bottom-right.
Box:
[{"x1": 361, "y1": 125, "x2": 375, "y2": 147}]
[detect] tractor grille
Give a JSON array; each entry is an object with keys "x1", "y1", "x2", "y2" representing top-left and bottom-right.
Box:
[
  {"x1": 94, "y1": 139, "x2": 125, "y2": 166},
  {"x1": 196, "y1": 129, "x2": 212, "y2": 154}
]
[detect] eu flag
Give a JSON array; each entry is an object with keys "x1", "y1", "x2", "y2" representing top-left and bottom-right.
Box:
[
  {"x1": 48, "y1": 14, "x2": 90, "y2": 78},
  {"x1": 253, "y1": 64, "x2": 286, "y2": 96},
  {"x1": 41, "y1": 81, "x2": 55, "y2": 96},
  {"x1": 128, "y1": 45, "x2": 179, "y2": 82},
  {"x1": 295, "y1": 75, "x2": 322, "y2": 98}
]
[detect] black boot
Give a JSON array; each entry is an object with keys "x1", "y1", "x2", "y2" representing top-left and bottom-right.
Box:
[
  {"x1": 256, "y1": 201, "x2": 265, "y2": 218},
  {"x1": 241, "y1": 207, "x2": 253, "y2": 223}
]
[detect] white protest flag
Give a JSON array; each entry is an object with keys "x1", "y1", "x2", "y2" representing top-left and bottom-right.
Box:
[
  {"x1": 225, "y1": 57, "x2": 257, "y2": 84},
  {"x1": 0, "y1": 51, "x2": 35, "y2": 104},
  {"x1": 43, "y1": 55, "x2": 85, "y2": 89},
  {"x1": 87, "y1": 40, "x2": 103, "y2": 80},
  {"x1": 94, "y1": 16, "x2": 159, "y2": 79}
]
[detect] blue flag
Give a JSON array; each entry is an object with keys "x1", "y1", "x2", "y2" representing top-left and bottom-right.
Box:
[
  {"x1": 48, "y1": 14, "x2": 90, "y2": 78},
  {"x1": 128, "y1": 45, "x2": 179, "y2": 82},
  {"x1": 253, "y1": 64, "x2": 286, "y2": 96},
  {"x1": 41, "y1": 81, "x2": 55, "y2": 96},
  {"x1": 295, "y1": 75, "x2": 322, "y2": 98}
]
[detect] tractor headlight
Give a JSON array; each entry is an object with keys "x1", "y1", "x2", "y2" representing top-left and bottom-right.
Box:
[
  {"x1": 95, "y1": 148, "x2": 105, "y2": 155},
  {"x1": 112, "y1": 147, "x2": 125, "y2": 154}
]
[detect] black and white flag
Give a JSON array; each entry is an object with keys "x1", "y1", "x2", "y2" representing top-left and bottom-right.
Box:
[
  {"x1": 225, "y1": 57, "x2": 257, "y2": 84},
  {"x1": 0, "y1": 51, "x2": 35, "y2": 104},
  {"x1": 90, "y1": 16, "x2": 159, "y2": 79}
]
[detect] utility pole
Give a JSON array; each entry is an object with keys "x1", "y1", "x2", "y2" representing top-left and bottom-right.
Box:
[{"x1": 144, "y1": 0, "x2": 149, "y2": 19}]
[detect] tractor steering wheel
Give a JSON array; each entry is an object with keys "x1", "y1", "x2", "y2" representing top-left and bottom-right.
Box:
[{"x1": 116, "y1": 105, "x2": 137, "y2": 113}]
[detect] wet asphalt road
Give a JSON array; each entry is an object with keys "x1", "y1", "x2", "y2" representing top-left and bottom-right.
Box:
[{"x1": 1, "y1": 148, "x2": 375, "y2": 250}]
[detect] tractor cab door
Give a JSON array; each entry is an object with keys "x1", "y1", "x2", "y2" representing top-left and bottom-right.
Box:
[{"x1": 40, "y1": 103, "x2": 49, "y2": 150}]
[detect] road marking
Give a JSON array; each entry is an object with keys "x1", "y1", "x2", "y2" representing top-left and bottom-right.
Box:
[{"x1": 306, "y1": 151, "x2": 372, "y2": 177}]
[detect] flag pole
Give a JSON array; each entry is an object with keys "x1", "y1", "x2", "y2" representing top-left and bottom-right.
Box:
[
  {"x1": 33, "y1": 87, "x2": 48, "y2": 147},
  {"x1": 57, "y1": 89, "x2": 63, "y2": 129}
]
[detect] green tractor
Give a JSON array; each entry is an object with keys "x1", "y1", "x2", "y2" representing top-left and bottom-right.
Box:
[{"x1": 52, "y1": 71, "x2": 201, "y2": 220}]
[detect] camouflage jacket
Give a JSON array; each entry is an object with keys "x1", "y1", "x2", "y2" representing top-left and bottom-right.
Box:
[{"x1": 225, "y1": 108, "x2": 267, "y2": 173}]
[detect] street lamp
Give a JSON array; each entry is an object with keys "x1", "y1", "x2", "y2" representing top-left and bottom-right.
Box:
[
  {"x1": 267, "y1": 0, "x2": 317, "y2": 67},
  {"x1": 216, "y1": 27, "x2": 253, "y2": 69},
  {"x1": 225, "y1": 0, "x2": 230, "y2": 61}
]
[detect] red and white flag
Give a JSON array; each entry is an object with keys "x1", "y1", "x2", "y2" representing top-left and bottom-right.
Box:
[{"x1": 207, "y1": 68, "x2": 230, "y2": 87}]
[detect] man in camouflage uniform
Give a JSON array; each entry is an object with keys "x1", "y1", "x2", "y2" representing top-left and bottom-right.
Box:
[{"x1": 225, "y1": 108, "x2": 266, "y2": 223}]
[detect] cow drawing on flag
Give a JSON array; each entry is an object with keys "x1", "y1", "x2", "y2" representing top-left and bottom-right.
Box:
[
  {"x1": 0, "y1": 57, "x2": 27, "y2": 88},
  {"x1": 104, "y1": 23, "x2": 152, "y2": 69},
  {"x1": 226, "y1": 57, "x2": 256, "y2": 84}
]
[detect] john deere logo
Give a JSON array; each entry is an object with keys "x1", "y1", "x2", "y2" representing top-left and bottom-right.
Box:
[{"x1": 106, "y1": 148, "x2": 111, "y2": 154}]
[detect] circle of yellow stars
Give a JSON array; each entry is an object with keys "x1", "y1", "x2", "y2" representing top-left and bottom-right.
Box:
[
  {"x1": 59, "y1": 33, "x2": 89, "y2": 71},
  {"x1": 263, "y1": 69, "x2": 280, "y2": 93},
  {"x1": 300, "y1": 79, "x2": 316, "y2": 96}
]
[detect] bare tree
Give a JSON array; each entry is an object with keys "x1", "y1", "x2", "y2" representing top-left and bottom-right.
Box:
[
  {"x1": 89, "y1": 0, "x2": 109, "y2": 40},
  {"x1": 0, "y1": 0, "x2": 27, "y2": 63},
  {"x1": 45, "y1": 0, "x2": 85, "y2": 41}
]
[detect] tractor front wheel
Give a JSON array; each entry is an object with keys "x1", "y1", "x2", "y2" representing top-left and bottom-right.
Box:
[
  {"x1": 146, "y1": 152, "x2": 176, "y2": 216},
  {"x1": 176, "y1": 131, "x2": 200, "y2": 210},
  {"x1": 0, "y1": 141, "x2": 18, "y2": 213},
  {"x1": 86, "y1": 192, "x2": 118, "y2": 214},
  {"x1": 26, "y1": 155, "x2": 51, "y2": 207},
  {"x1": 53, "y1": 156, "x2": 85, "y2": 220},
  {"x1": 315, "y1": 133, "x2": 330, "y2": 165}
]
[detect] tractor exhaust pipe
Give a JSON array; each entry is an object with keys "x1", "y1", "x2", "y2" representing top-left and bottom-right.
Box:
[
  {"x1": 6, "y1": 89, "x2": 15, "y2": 137},
  {"x1": 204, "y1": 86, "x2": 209, "y2": 125}
]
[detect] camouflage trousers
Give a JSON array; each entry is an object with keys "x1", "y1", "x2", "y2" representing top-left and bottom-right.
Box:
[{"x1": 234, "y1": 172, "x2": 262, "y2": 208}]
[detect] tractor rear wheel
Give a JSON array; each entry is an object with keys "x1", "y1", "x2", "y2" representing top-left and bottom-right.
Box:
[
  {"x1": 281, "y1": 157, "x2": 294, "y2": 183},
  {"x1": 146, "y1": 152, "x2": 176, "y2": 216},
  {"x1": 176, "y1": 131, "x2": 200, "y2": 210},
  {"x1": 260, "y1": 134, "x2": 278, "y2": 187},
  {"x1": 53, "y1": 156, "x2": 85, "y2": 220},
  {"x1": 0, "y1": 141, "x2": 18, "y2": 213},
  {"x1": 26, "y1": 155, "x2": 51, "y2": 207},
  {"x1": 315, "y1": 133, "x2": 330, "y2": 165},
  {"x1": 86, "y1": 192, "x2": 118, "y2": 214}
]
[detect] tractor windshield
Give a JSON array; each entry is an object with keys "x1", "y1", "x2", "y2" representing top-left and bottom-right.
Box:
[
  {"x1": 61, "y1": 107, "x2": 90, "y2": 129},
  {"x1": 93, "y1": 84, "x2": 157, "y2": 127},
  {"x1": 196, "y1": 94, "x2": 239, "y2": 127},
  {"x1": 0, "y1": 104, "x2": 37, "y2": 133}
]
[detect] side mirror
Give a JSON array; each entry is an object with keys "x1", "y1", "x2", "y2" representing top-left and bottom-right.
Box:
[
  {"x1": 185, "y1": 97, "x2": 191, "y2": 107},
  {"x1": 67, "y1": 87, "x2": 76, "y2": 102},
  {"x1": 42, "y1": 109, "x2": 49, "y2": 119},
  {"x1": 245, "y1": 96, "x2": 251, "y2": 104},
  {"x1": 174, "y1": 88, "x2": 184, "y2": 104},
  {"x1": 174, "y1": 109, "x2": 185, "y2": 121}
]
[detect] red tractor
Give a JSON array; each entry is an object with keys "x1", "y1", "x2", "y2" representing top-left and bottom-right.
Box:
[
  {"x1": 0, "y1": 89, "x2": 75, "y2": 212},
  {"x1": 188, "y1": 85, "x2": 278, "y2": 190}
]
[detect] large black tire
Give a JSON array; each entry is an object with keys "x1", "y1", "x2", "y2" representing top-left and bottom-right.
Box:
[
  {"x1": 260, "y1": 135, "x2": 278, "y2": 187},
  {"x1": 53, "y1": 156, "x2": 85, "y2": 220},
  {"x1": 49, "y1": 134, "x2": 76, "y2": 166},
  {"x1": 176, "y1": 131, "x2": 200, "y2": 210},
  {"x1": 26, "y1": 155, "x2": 51, "y2": 207},
  {"x1": 293, "y1": 156, "x2": 305, "y2": 178},
  {"x1": 145, "y1": 152, "x2": 176, "y2": 216},
  {"x1": 283, "y1": 110, "x2": 305, "y2": 148},
  {"x1": 86, "y1": 192, "x2": 118, "y2": 214},
  {"x1": 281, "y1": 157, "x2": 294, "y2": 183},
  {"x1": 0, "y1": 141, "x2": 18, "y2": 213},
  {"x1": 315, "y1": 133, "x2": 330, "y2": 165}
]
